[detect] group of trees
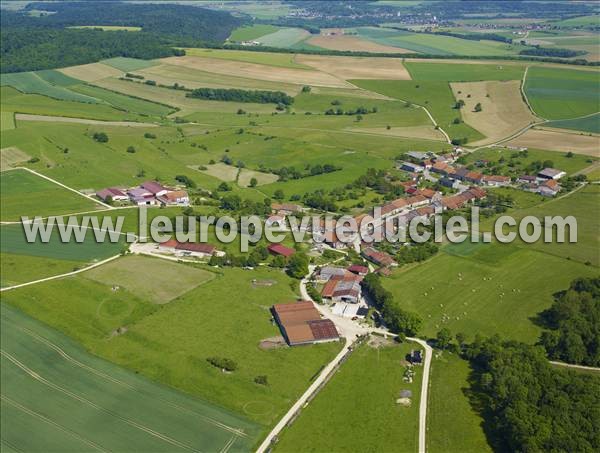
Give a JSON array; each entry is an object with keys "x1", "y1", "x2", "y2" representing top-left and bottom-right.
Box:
[
  {"x1": 324, "y1": 106, "x2": 378, "y2": 116},
  {"x1": 538, "y1": 277, "x2": 600, "y2": 366},
  {"x1": 520, "y1": 47, "x2": 585, "y2": 58},
  {"x1": 187, "y1": 88, "x2": 293, "y2": 105},
  {"x1": 361, "y1": 273, "x2": 422, "y2": 336},
  {"x1": 395, "y1": 243, "x2": 439, "y2": 266},
  {"x1": 268, "y1": 163, "x2": 341, "y2": 181}
]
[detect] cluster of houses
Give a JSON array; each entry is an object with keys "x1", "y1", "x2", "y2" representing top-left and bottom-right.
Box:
[
  {"x1": 315, "y1": 265, "x2": 370, "y2": 319},
  {"x1": 400, "y1": 150, "x2": 566, "y2": 197},
  {"x1": 96, "y1": 181, "x2": 190, "y2": 207}
]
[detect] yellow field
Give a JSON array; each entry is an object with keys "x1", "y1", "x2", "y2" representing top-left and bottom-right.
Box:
[
  {"x1": 58, "y1": 62, "x2": 123, "y2": 82},
  {"x1": 506, "y1": 127, "x2": 600, "y2": 156},
  {"x1": 294, "y1": 55, "x2": 412, "y2": 80},
  {"x1": 197, "y1": 162, "x2": 239, "y2": 181},
  {"x1": 307, "y1": 34, "x2": 411, "y2": 54},
  {"x1": 160, "y1": 56, "x2": 353, "y2": 88},
  {"x1": 451, "y1": 80, "x2": 538, "y2": 145},
  {"x1": 346, "y1": 125, "x2": 446, "y2": 141},
  {"x1": 237, "y1": 168, "x2": 279, "y2": 187},
  {"x1": 1, "y1": 147, "x2": 31, "y2": 171}
]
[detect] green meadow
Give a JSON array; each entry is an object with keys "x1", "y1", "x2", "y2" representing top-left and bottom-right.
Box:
[
  {"x1": 1, "y1": 169, "x2": 103, "y2": 221},
  {"x1": 0, "y1": 303, "x2": 261, "y2": 452},
  {"x1": 524, "y1": 66, "x2": 600, "y2": 120},
  {"x1": 229, "y1": 24, "x2": 280, "y2": 41},
  {"x1": 256, "y1": 28, "x2": 309, "y2": 48},
  {"x1": 275, "y1": 341, "x2": 421, "y2": 453},
  {"x1": 184, "y1": 48, "x2": 310, "y2": 69},
  {"x1": 404, "y1": 62, "x2": 526, "y2": 82},
  {"x1": 100, "y1": 57, "x2": 158, "y2": 72}
]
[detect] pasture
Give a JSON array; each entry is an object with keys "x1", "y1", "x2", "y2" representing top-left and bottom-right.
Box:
[
  {"x1": 0, "y1": 253, "x2": 82, "y2": 288},
  {"x1": 1, "y1": 111, "x2": 15, "y2": 131},
  {"x1": 0, "y1": 169, "x2": 103, "y2": 221},
  {"x1": 183, "y1": 48, "x2": 309, "y2": 69},
  {"x1": 450, "y1": 80, "x2": 537, "y2": 145},
  {"x1": 83, "y1": 255, "x2": 215, "y2": 304},
  {"x1": 275, "y1": 341, "x2": 421, "y2": 453},
  {"x1": 229, "y1": 24, "x2": 280, "y2": 42},
  {"x1": 524, "y1": 66, "x2": 600, "y2": 120},
  {"x1": 1, "y1": 266, "x2": 343, "y2": 427},
  {"x1": 404, "y1": 62, "x2": 526, "y2": 82},
  {"x1": 101, "y1": 57, "x2": 158, "y2": 72},
  {"x1": 428, "y1": 354, "x2": 491, "y2": 453},
  {"x1": 257, "y1": 28, "x2": 310, "y2": 48},
  {"x1": 506, "y1": 128, "x2": 600, "y2": 155},
  {"x1": 0, "y1": 147, "x2": 30, "y2": 170},
  {"x1": 0, "y1": 303, "x2": 261, "y2": 452},
  {"x1": 383, "y1": 242, "x2": 598, "y2": 344}
]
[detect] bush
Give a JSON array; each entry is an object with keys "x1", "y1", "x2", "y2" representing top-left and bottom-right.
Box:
[
  {"x1": 206, "y1": 356, "x2": 237, "y2": 372},
  {"x1": 144, "y1": 132, "x2": 156, "y2": 139},
  {"x1": 92, "y1": 132, "x2": 108, "y2": 143},
  {"x1": 126, "y1": 146, "x2": 136, "y2": 153},
  {"x1": 254, "y1": 375, "x2": 268, "y2": 385}
]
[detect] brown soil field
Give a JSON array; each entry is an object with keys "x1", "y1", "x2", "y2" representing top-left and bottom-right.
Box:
[
  {"x1": 451, "y1": 80, "x2": 538, "y2": 146},
  {"x1": 15, "y1": 113, "x2": 156, "y2": 127},
  {"x1": 506, "y1": 127, "x2": 600, "y2": 156},
  {"x1": 307, "y1": 34, "x2": 412, "y2": 54},
  {"x1": 346, "y1": 125, "x2": 446, "y2": 141},
  {"x1": 58, "y1": 62, "x2": 123, "y2": 82},
  {"x1": 160, "y1": 56, "x2": 353, "y2": 88},
  {"x1": 295, "y1": 55, "x2": 412, "y2": 80}
]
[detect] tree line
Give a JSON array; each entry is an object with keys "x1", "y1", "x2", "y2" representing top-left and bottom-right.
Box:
[{"x1": 186, "y1": 87, "x2": 293, "y2": 105}]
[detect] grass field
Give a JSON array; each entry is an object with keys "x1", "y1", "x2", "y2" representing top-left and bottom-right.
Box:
[
  {"x1": 1, "y1": 266, "x2": 343, "y2": 427},
  {"x1": 58, "y1": 62, "x2": 123, "y2": 83},
  {"x1": 383, "y1": 240, "x2": 598, "y2": 344},
  {"x1": 1, "y1": 111, "x2": 15, "y2": 130},
  {"x1": 404, "y1": 62, "x2": 525, "y2": 82},
  {"x1": 0, "y1": 303, "x2": 261, "y2": 452},
  {"x1": 428, "y1": 353, "x2": 491, "y2": 453},
  {"x1": 183, "y1": 48, "x2": 309, "y2": 70},
  {"x1": 101, "y1": 57, "x2": 158, "y2": 72},
  {"x1": 229, "y1": 24, "x2": 280, "y2": 42},
  {"x1": 306, "y1": 33, "x2": 410, "y2": 53},
  {"x1": 549, "y1": 15, "x2": 600, "y2": 28},
  {"x1": 0, "y1": 169, "x2": 103, "y2": 221},
  {"x1": 524, "y1": 66, "x2": 600, "y2": 120},
  {"x1": 450, "y1": 80, "x2": 537, "y2": 145},
  {"x1": 0, "y1": 253, "x2": 83, "y2": 288},
  {"x1": 545, "y1": 112, "x2": 600, "y2": 134},
  {"x1": 351, "y1": 79, "x2": 484, "y2": 143},
  {"x1": 0, "y1": 72, "x2": 99, "y2": 103},
  {"x1": 275, "y1": 340, "x2": 421, "y2": 453},
  {"x1": 0, "y1": 147, "x2": 30, "y2": 170},
  {"x1": 256, "y1": 28, "x2": 310, "y2": 48},
  {"x1": 83, "y1": 255, "x2": 215, "y2": 304}
]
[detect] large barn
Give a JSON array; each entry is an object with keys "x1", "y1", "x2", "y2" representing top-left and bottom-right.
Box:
[{"x1": 272, "y1": 301, "x2": 339, "y2": 346}]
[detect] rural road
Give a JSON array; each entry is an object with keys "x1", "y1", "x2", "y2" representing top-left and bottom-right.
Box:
[
  {"x1": 256, "y1": 267, "x2": 433, "y2": 453},
  {"x1": 550, "y1": 361, "x2": 600, "y2": 372}
]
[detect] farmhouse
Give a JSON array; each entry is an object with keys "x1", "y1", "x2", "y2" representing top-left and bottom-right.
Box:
[
  {"x1": 537, "y1": 168, "x2": 566, "y2": 180},
  {"x1": 267, "y1": 243, "x2": 295, "y2": 257},
  {"x1": 141, "y1": 181, "x2": 169, "y2": 197},
  {"x1": 272, "y1": 301, "x2": 339, "y2": 346},
  {"x1": 483, "y1": 175, "x2": 511, "y2": 187},
  {"x1": 319, "y1": 266, "x2": 346, "y2": 281},
  {"x1": 464, "y1": 171, "x2": 484, "y2": 184},
  {"x1": 362, "y1": 247, "x2": 396, "y2": 267},
  {"x1": 128, "y1": 187, "x2": 158, "y2": 206},
  {"x1": 347, "y1": 264, "x2": 368, "y2": 276},
  {"x1": 518, "y1": 175, "x2": 537, "y2": 184},
  {"x1": 332, "y1": 279, "x2": 361, "y2": 303},
  {"x1": 96, "y1": 187, "x2": 128, "y2": 202},
  {"x1": 157, "y1": 190, "x2": 190, "y2": 206},
  {"x1": 538, "y1": 179, "x2": 560, "y2": 197}
]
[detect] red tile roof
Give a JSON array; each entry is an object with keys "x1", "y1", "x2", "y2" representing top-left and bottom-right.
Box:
[
  {"x1": 141, "y1": 181, "x2": 167, "y2": 194},
  {"x1": 272, "y1": 301, "x2": 338, "y2": 345},
  {"x1": 348, "y1": 264, "x2": 368, "y2": 275},
  {"x1": 267, "y1": 243, "x2": 295, "y2": 257}
]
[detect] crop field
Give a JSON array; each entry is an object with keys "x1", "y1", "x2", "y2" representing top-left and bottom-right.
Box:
[
  {"x1": 550, "y1": 14, "x2": 600, "y2": 27},
  {"x1": 524, "y1": 66, "x2": 600, "y2": 120},
  {"x1": 383, "y1": 241, "x2": 598, "y2": 344},
  {"x1": 275, "y1": 341, "x2": 421, "y2": 453},
  {"x1": 354, "y1": 27, "x2": 524, "y2": 56},
  {"x1": 0, "y1": 169, "x2": 103, "y2": 221},
  {"x1": 0, "y1": 223, "x2": 124, "y2": 262},
  {"x1": 404, "y1": 62, "x2": 526, "y2": 82},
  {"x1": 0, "y1": 303, "x2": 261, "y2": 452},
  {"x1": 58, "y1": 62, "x2": 123, "y2": 83},
  {"x1": 256, "y1": 27, "x2": 310, "y2": 48},
  {"x1": 545, "y1": 113, "x2": 600, "y2": 134},
  {"x1": 428, "y1": 354, "x2": 491, "y2": 453},
  {"x1": 82, "y1": 255, "x2": 215, "y2": 304},
  {"x1": 183, "y1": 48, "x2": 309, "y2": 69},
  {"x1": 1, "y1": 111, "x2": 15, "y2": 130},
  {"x1": 506, "y1": 128, "x2": 600, "y2": 155},
  {"x1": 15, "y1": 113, "x2": 156, "y2": 127},
  {"x1": 296, "y1": 55, "x2": 411, "y2": 80},
  {"x1": 2, "y1": 266, "x2": 343, "y2": 427},
  {"x1": 351, "y1": 79, "x2": 484, "y2": 143},
  {"x1": 229, "y1": 24, "x2": 280, "y2": 42},
  {"x1": 161, "y1": 55, "x2": 350, "y2": 88},
  {"x1": 101, "y1": 57, "x2": 158, "y2": 72},
  {"x1": 69, "y1": 25, "x2": 142, "y2": 31},
  {"x1": 450, "y1": 80, "x2": 537, "y2": 145},
  {"x1": 0, "y1": 147, "x2": 30, "y2": 170},
  {"x1": 0, "y1": 86, "x2": 149, "y2": 122},
  {"x1": 0, "y1": 71, "x2": 99, "y2": 103},
  {"x1": 306, "y1": 33, "x2": 410, "y2": 53}
]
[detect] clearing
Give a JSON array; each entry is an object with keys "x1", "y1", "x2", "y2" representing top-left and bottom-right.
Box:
[
  {"x1": 0, "y1": 303, "x2": 261, "y2": 452},
  {"x1": 450, "y1": 80, "x2": 538, "y2": 145},
  {"x1": 82, "y1": 255, "x2": 215, "y2": 304},
  {"x1": 295, "y1": 55, "x2": 411, "y2": 80},
  {"x1": 505, "y1": 128, "x2": 600, "y2": 156},
  {"x1": 274, "y1": 341, "x2": 422, "y2": 453}
]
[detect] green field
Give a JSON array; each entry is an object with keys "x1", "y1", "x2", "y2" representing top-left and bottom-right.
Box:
[
  {"x1": 404, "y1": 62, "x2": 526, "y2": 82},
  {"x1": 0, "y1": 303, "x2": 261, "y2": 452},
  {"x1": 229, "y1": 24, "x2": 280, "y2": 41},
  {"x1": 351, "y1": 79, "x2": 484, "y2": 143},
  {"x1": 101, "y1": 57, "x2": 158, "y2": 72},
  {"x1": 1, "y1": 111, "x2": 15, "y2": 130},
  {"x1": 524, "y1": 66, "x2": 600, "y2": 120},
  {"x1": 1, "y1": 265, "x2": 343, "y2": 428},
  {"x1": 428, "y1": 353, "x2": 491, "y2": 453},
  {"x1": 383, "y1": 240, "x2": 598, "y2": 344},
  {"x1": 256, "y1": 28, "x2": 309, "y2": 48},
  {"x1": 355, "y1": 27, "x2": 525, "y2": 56},
  {"x1": 0, "y1": 169, "x2": 103, "y2": 221},
  {"x1": 545, "y1": 112, "x2": 600, "y2": 134},
  {"x1": 184, "y1": 48, "x2": 310, "y2": 69},
  {"x1": 275, "y1": 340, "x2": 421, "y2": 453},
  {"x1": 0, "y1": 253, "x2": 83, "y2": 288},
  {"x1": 550, "y1": 15, "x2": 600, "y2": 28},
  {"x1": 0, "y1": 71, "x2": 99, "y2": 103}
]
